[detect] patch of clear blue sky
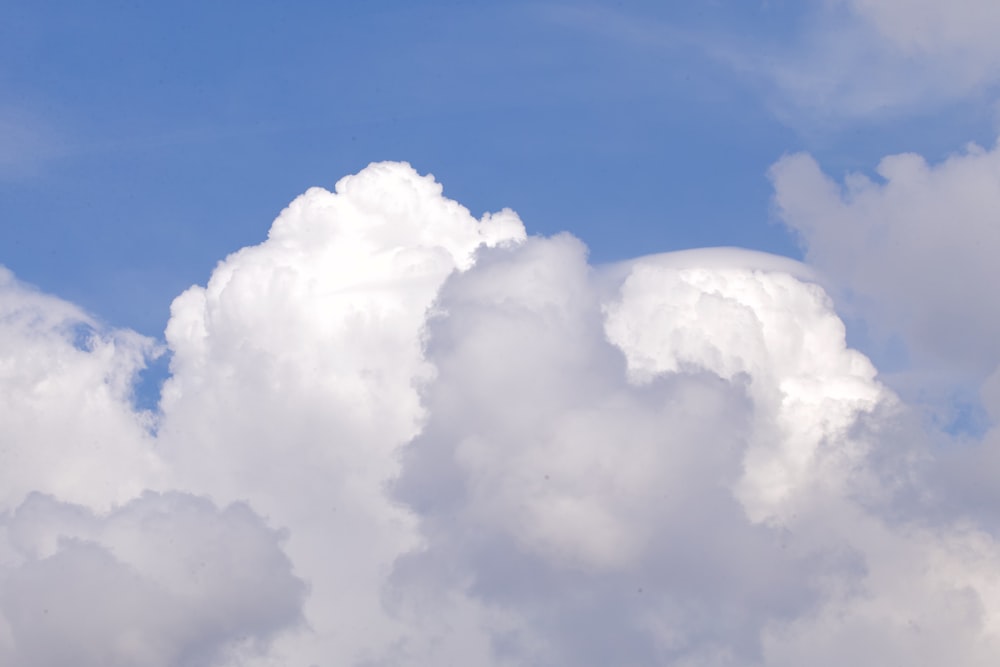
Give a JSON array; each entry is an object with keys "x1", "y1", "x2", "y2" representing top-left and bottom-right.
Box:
[{"x1": 1, "y1": 0, "x2": 997, "y2": 340}]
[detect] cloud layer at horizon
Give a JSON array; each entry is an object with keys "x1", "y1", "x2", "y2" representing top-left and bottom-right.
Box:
[{"x1": 3, "y1": 154, "x2": 1000, "y2": 665}]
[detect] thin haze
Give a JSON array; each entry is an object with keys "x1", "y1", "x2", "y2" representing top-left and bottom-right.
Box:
[{"x1": 3, "y1": 1, "x2": 1000, "y2": 665}]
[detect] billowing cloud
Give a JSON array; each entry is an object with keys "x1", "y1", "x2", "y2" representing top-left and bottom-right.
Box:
[
  {"x1": 0, "y1": 492, "x2": 304, "y2": 667},
  {"x1": 154, "y1": 162, "x2": 526, "y2": 665},
  {"x1": 392, "y1": 238, "x2": 836, "y2": 664},
  {"x1": 770, "y1": 140, "x2": 1000, "y2": 379},
  {"x1": 0, "y1": 267, "x2": 164, "y2": 512},
  {"x1": 3, "y1": 161, "x2": 1000, "y2": 665},
  {"x1": 389, "y1": 237, "x2": 1000, "y2": 665},
  {"x1": 770, "y1": 138, "x2": 1000, "y2": 542}
]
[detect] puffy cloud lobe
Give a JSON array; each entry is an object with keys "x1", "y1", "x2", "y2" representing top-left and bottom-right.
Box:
[
  {"x1": 157, "y1": 162, "x2": 526, "y2": 665},
  {"x1": 766, "y1": 142, "x2": 1000, "y2": 664},
  {"x1": 604, "y1": 250, "x2": 885, "y2": 522},
  {"x1": 762, "y1": 137, "x2": 1000, "y2": 529},
  {"x1": 767, "y1": 142, "x2": 1000, "y2": 545},
  {"x1": 392, "y1": 237, "x2": 820, "y2": 665},
  {"x1": 399, "y1": 237, "x2": 754, "y2": 571},
  {"x1": 0, "y1": 268, "x2": 164, "y2": 512},
  {"x1": 770, "y1": 142, "x2": 1000, "y2": 378},
  {"x1": 391, "y1": 238, "x2": 995, "y2": 666},
  {"x1": 161, "y1": 161, "x2": 525, "y2": 499},
  {"x1": 0, "y1": 492, "x2": 305, "y2": 667}
]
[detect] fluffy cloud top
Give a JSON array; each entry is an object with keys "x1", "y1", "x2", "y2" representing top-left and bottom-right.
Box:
[
  {"x1": 155, "y1": 163, "x2": 525, "y2": 665},
  {"x1": 3, "y1": 160, "x2": 1000, "y2": 665}
]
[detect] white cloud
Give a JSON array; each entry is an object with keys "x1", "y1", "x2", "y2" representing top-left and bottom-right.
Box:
[
  {"x1": 0, "y1": 492, "x2": 304, "y2": 667},
  {"x1": 156, "y1": 162, "x2": 526, "y2": 665},
  {"x1": 768, "y1": 133, "x2": 1000, "y2": 604},
  {"x1": 392, "y1": 237, "x2": 815, "y2": 664},
  {"x1": 0, "y1": 268, "x2": 164, "y2": 512},
  {"x1": 5, "y1": 161, "x2": 1000, "y2": 664},
  {"x1": 603, "y1": 249, "x2": 884, "y2": 522},
  {"x1": 388, "y1": 232, "x2": 1000, "y2": 665},
  {"x1": 770, "y1": 140, "x2": 1000, "y2": 379}
]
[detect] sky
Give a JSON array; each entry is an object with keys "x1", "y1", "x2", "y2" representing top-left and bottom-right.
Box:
[{"x1": 3, "y1": 1, "x2": 1000, "y2": 665}]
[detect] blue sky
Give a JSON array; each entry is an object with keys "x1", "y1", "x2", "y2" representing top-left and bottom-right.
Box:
[
  {"x1": 5, "y1": 0, "x2": 996, "y2": 337},
  {"x1": 6, "y1": 2, "x2": 1000, "y2": 665}
]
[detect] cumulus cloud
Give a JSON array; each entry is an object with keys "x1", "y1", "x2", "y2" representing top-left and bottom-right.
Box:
[
  {"x1": 0, "y1": 492, "x2": 304, "y2": 667},
  {"x1": 770, "y1": 140, "x2": 1000, "y2": 379},
  {"x1": 4, "y1": 161, "x2": 1000, "y2": 665},
  {"x1": 770, "y1": 138, "x2": 1000, "y2": 540},
  {"x1": 155, "y1": 162, "x2": 525, "y2": 665},
  {"x1": 0, "y1": 268, "x2": 164, "y2": 512},
  {"x1": 389, "y1": 237, "x2": 1000, "y2": 665},
  {"x1": 393, "y1": 238, "x2": 824, "y2": 665}
]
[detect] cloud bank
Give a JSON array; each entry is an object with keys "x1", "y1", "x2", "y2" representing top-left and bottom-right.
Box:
[{"x1": 3, "y1": 161, "x2": 999, "y2": 665}]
